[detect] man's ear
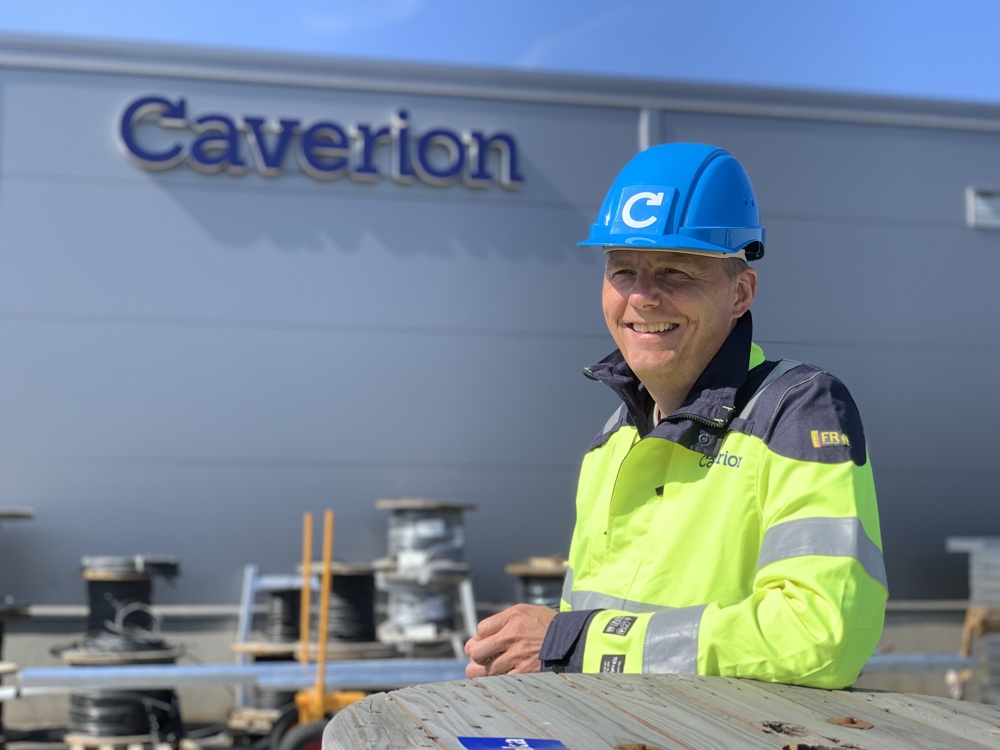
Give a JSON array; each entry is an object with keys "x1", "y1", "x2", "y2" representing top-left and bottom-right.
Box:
[{"x1": 733, "y1": 268, "x2": 757, "y2": 318}]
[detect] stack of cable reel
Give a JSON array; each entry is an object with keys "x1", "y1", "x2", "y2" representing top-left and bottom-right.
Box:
[
  {"x1": 60, "y1": 555, "x2": 184, "y2": 750},
  {"x1": 251, "y1": 587, "x2": 302, "y2": 716},
  {"x1": 373, "y1": 498, "x2": 476, "y2": 655}
]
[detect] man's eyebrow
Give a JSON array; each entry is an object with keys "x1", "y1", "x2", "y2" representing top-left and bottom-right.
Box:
[{"x1": 654, "y1": 255, "x2": 704, "y2": 271}]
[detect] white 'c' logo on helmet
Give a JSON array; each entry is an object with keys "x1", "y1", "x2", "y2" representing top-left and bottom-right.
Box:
[{"x1": 621, "y1": 191, "x2": 664, "y2": 229}]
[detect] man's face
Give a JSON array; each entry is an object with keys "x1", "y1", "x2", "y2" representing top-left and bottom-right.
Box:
[{"x1": 602, "y1": 249, "x2": 756, "y2": 396}]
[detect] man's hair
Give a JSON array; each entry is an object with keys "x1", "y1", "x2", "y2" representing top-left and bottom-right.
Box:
[{"x1": 723, "y1": 256, "x2": 749, "y2": 279}]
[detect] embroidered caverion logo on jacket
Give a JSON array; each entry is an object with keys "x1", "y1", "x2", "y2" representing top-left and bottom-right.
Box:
[
  {"x1": 699, "y1": 451, "x2": 743, "y2": 469},
  {"x1": 811, "y1": 430, "x2": 850, "y2": 448}
]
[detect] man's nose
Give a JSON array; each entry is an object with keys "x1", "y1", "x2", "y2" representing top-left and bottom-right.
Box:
[{"x1": 629, "y1": 273, "x2": 660, "y2": 307}]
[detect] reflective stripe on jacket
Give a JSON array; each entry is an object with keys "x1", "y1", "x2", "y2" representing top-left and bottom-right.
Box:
[{"x1": 539, "y1": 312, "x2": 887, "y2": 689}]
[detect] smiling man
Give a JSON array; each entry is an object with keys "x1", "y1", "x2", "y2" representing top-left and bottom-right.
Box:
[{"x1": 464, "y1": 143, "x2": 887, "y2": 688}]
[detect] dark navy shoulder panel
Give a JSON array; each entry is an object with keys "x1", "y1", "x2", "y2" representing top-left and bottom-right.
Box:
[{"x1": 736, "y1": 363, "x2": 867, "y2": 466}]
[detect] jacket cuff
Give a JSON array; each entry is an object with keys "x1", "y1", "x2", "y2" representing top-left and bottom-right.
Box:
[{"x1": 539, "y1": 609, "x2": 601, "y2": 673}]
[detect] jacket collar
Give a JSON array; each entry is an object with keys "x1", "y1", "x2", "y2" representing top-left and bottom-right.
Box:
[{"x1": 584, "y1": 311, "x2": 761, "y2": 456}]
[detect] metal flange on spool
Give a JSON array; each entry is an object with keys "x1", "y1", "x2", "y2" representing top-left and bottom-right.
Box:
[{"x1": 373, "y1": 499, "x2": 477, "y2": 647}]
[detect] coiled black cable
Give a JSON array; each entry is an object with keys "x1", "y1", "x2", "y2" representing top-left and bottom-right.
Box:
[
  {"x1": 64, "y1": 586, "x2": 184, "y2": 740},
  {"x1": 68, "y1": 690, "x2": 182, "y2": 740},
  {"x1": 265, "y1": 590, "x2": 301, "y2": 643},
  {"x1": 322, "y1": 571, "x2": 376, "y2": 643}
]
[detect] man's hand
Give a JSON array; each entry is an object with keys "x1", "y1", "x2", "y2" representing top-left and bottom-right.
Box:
[{"x1": 464, "y1": 603, "x2": 557, "y2": 678}]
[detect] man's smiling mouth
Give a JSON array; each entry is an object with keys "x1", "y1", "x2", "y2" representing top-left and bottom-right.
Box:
[{"x1": 629, "y1": 322, "x2": 679, "y2": 333}]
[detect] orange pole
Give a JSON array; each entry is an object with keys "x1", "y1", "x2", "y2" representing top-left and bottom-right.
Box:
[
  {"x1": 315, "y1": 510, "x2": 334, "y2": 710},
  {"x1": 299, "y1": 512, "x2": 313, "y2": 666}
]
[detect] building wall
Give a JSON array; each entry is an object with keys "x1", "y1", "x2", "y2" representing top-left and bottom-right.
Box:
[
  {"x1": 0, "y1": 36, "x2": 999, "y2": 610},
  {"x1": 0, "y1": 38, "x2": 632, "y2": 607}
]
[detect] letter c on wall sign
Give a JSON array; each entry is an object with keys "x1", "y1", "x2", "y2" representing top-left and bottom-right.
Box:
[
  {"x1": 119, "y1": 96, "x2": 187, "y2": 169},
  {"x1": 621, "y1": 191, "x2": 664, "y2": 229}
]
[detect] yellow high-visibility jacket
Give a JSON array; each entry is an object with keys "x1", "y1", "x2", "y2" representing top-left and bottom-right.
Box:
[{"x1": 538, "y1": 313, "x2": 887, "y2": 688}]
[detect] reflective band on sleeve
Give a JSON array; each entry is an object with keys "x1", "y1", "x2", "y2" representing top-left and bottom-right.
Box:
[
  {"x1": 642, "y1": 605, "x2": 706, "y2": 674},
  {"x1": 757, "y1": 516, "x2": 887, "y2": 589},
  {"x1": 561, "y1": 566, "x2": 574, "y2": 608},
  {"x1": 570, "y1": 589, "x2": 671, "y2": 613}
]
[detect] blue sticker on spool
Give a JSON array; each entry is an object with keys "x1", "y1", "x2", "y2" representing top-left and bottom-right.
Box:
[{"x1": 457, "y1": 738, "x2": 568, "y2": 750}]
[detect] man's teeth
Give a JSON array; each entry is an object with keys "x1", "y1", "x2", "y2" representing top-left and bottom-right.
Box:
[{"x1": 631, "y1": 323, "x2": 678, "y2": 333}]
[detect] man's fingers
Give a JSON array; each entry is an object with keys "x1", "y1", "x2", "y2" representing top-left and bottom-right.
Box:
[
  {"x1": 466, "y1": 638, "x2": 503, "y2": 666},
  {"x1": 465, "y1": 660, "x2": 488, "y2": 679},
  {"x1": 475, "y1": 608, "x2": 510, "y2": 638}
]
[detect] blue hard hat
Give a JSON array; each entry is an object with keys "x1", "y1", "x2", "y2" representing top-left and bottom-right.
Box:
[{"x1": 579, "y1": 142, "x2": 764, "y2": 260}]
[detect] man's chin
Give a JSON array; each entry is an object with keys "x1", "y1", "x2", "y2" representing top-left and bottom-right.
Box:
[{"x1": 626, "y1": 357, "x2": 679, "y2": 382}]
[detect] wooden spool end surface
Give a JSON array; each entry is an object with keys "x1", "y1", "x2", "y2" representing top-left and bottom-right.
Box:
[{"x1": 60, "y1": 647, "x2": 183, "y2": 665}]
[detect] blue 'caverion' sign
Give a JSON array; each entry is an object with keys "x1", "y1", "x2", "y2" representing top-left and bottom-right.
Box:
[{"x1": 118, "y1": 95, "x2": 524, "y2": 190}]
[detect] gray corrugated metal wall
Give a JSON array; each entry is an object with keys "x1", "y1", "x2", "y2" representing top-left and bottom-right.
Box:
[{"x1": 0, "y1": 36, "x2": 997, "y2": 605}]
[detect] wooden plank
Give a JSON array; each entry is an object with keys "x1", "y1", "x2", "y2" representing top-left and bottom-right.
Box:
[
  {"x1": 567, "y1": 673, "x2": 983, "y2": 750},
  {"x1": 384, "y1": 679, "x2": 566, "y2": 750},
  {"x1": 741, "y1": 679, "x2": 1000, "y2": 750},
  {"x1": 325, "y1": 691, "x2": 442, "y2": 750},
  {"x1": 880, "y1": 692, "x2": 1000, "y2": 730},
  {"x1": 522, "y1": 673, "x2": 783, "y2": 749},
  {"x1": 562, "y1": 673, "x2": 852, "y2": 750},
  {"x1": 838, "y1": 690, "x2": 1000, "y2": 747},
  {"x1": 914, "y1": 694, "x2": 1000, "y2": 727},
  {"x1": 327, "y1": 673, "x2": 1000, "y2": 750},
  {"x1": 466, "y1": 673, "x2": 728, "y2": 750}
]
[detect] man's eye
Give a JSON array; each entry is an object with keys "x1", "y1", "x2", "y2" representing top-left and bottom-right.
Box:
[{"x1": 609, "y1": 269, "x2": 635, "y2": 280}]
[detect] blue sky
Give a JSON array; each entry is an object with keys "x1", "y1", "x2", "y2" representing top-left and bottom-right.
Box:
[{"x1": 0, "y1": 1, "x2": 998, "y2": 105}]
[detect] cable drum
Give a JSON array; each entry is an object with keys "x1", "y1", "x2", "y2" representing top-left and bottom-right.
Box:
[
  {"x1": 265, "y1": 589, "x2": 301, "y2": 643},
  {"x1": 72, "y1": 628, "x2": 176, "y2": 660},
  {"x1": 61, "y1": 596, "x2": 182, "y2": 665},
  {"x1": 383, "y1": 578, "x2": 457, "y2": 638},
  {"x1": 377, "y1": 499, "x2": 476, "y2": 574},
  {"x1": 85, "y1": 581, "x2": 153, "y2": 635},
  {"x1": 519, "y1": 578, "x2": 564, "y2": 609},
  {"x1": 375, "y1": 499, "x2": 477, "y2": 645},
  {"x1": 65, "y1": 554, "x2": 184, "y2": 742},
  {"x1": 58, "y1": 602, "x2": 183, "y2": 742},
  {"x1": 68, "y1": 690, "x2": 181, "y2": 739},
  {"x1": 299, "y1": 563, "x2": 377, "y2": 644},
  {"x1": 504, "y1": 557, "x2": 569, "y2": 611},
  {"x1": 81, "y1": 555, "x2": 179, "y2": 636},
  {"x1": 325, "y1": 569, "x2": 376, "y2": 643}
]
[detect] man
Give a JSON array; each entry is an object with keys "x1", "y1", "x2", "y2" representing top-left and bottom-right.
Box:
[{"x1": 464, "y1": 142, "x2": 887, "y2": 689}]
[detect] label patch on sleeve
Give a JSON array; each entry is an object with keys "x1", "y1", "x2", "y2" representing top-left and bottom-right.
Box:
[
  {"x1": 603, "y1": 615, "x2": 637, "y2": 636},
  {"x1": 600, "y1": 654, "x2": 626, "y2": 673},
  {"x1": 811, "y1": 429, "x2": 850, "y2": 448}
]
